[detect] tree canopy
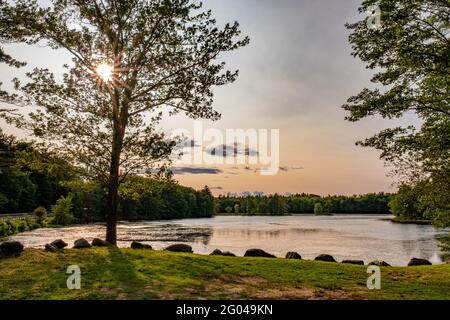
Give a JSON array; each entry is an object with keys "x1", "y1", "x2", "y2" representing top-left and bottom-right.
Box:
[{"x1": 344, "y1": 0, "x2": 449, "y2": 227}]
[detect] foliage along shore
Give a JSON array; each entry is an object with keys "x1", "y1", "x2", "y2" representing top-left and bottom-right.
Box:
[
  {"x1": 215, "y1": 193, "x2": 392, "y2": 216},
  {"x1": 0, "y1": 248, "x2": 449, "y2": 300}
]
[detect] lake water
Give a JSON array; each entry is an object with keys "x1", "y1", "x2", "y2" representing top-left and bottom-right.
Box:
[{"x1": 9, "y1": 214, "x2": 449, "y2": 266}]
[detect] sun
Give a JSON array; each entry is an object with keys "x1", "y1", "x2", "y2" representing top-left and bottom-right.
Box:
[
  {"x1": 96, "y1": 63, "x2": 113, "y2": 82},
  {"x1": 93, "y1": 54, "x2": 132, "y2": 91}
]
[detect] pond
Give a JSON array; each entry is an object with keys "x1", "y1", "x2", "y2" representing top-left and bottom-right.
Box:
[{"x1": 9, "y1": 214, "x2": 449, "y2": 266}]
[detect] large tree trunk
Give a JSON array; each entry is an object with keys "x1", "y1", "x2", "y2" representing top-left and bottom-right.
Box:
[
  {"x1": 105, "y1": 121, "x2": 125, "y2": 245},
  {"x1": 105, "y1": 172, "x2": 119, "y2": 245}
]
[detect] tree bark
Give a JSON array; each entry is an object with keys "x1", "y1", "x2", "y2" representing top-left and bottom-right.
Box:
[
  {"x1": 105, "y1": 146, "x2": 121, "y2": 245},
  {"x1": 105, "y1": 114, "x2": 125, "y2": 245},
  {"x1": 105, "y1": 170, "x2": 119, "y2": 245}
]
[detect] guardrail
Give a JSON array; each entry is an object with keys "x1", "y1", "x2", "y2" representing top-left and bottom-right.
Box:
[
  {"x1": 0, "y1": 212, "x2": 53, "y2": 222},
  {"x1": 0, "y1": 213, "x2": 33, "y2": 222}
]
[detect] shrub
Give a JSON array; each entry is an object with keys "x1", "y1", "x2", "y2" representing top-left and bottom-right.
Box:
[
  {"x1": 0, "y1": 216, "x2": 44, "y2": 237},
  {"x1": 38, "y1": 218, "x2": 48, "y2": 228},
  {"x1": 6, "y1": 220, "x2": 18, "y2": 235},
  {"x1": 0, "y1": 221, "x2": 8, "y2": 237},
  {"x1": 314, "y1": 202, "x2": 324, "y2": 215},
  {"x1": 34, "y1": 207, "x2": 47, "y2": 220},
  {"x1": 34, "y1": 206, "x2": 47, "y2": 222},
  {"x1": 52, "y1": 196, "x2": 74, "y2": 226},
  {"x1": 17, "y1": 220, "x2": 29, "y2": 233},
  {"x1": 25, "y1": 216, "x2": 40, "y2": 229}
]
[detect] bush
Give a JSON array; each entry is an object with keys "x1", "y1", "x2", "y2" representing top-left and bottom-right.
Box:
[
  {"x1": 6, "y1": 220, "x2": 18, "y2": 235},
  {"x1": 17, "y1": 220, "x2": 29, "y2": 233},
  {"x1": 51, "y1": 196, "x2": 74, "y2": 226},
  {"x1": 0, "y1": 220, "x2": 21, "y2": 237},
  {"x1": 34, "y1": 206, "x2": 47, "y2": 222},
  {"x1": 0, "y1": 221, "x2": 9, "y2": 236},
  {"x1": 0, "y1": 216, "x2": 45, "y2": 237},
  {"x1": 314, "y1": 202, "x2": 324, "y2": 215},
  {"x1": 39, "y1": 218, "x2": 48, "y2": 228}
]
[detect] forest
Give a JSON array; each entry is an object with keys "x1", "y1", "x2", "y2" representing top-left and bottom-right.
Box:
[
  {"x1": 215, "y1": 193, "x2": 392, "y2": 215},
  {"x1": 0, "y1": 129, "x2": 214, "y2": 226}
]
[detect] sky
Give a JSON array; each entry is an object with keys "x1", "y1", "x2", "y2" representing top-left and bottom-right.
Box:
[{"x1": 0, "y1": 0, "x2": 416, "y2": 196}]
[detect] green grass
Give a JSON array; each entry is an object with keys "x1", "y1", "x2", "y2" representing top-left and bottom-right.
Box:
[{"x1": 0, "y1": 248, "x2": 449, "y2": 300}]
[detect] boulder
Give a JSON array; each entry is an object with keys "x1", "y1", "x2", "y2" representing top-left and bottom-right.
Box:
[
  {"x1": 45, "y1": 243, "x2": 58, "y2": 252},
  {"x1": 130, "y1": 241, "x2": 152, "y2": 250},
  {"x1": 50, "y1": 239, "x2": 68, "y2": 249},
  {"x1": 165, "y1": 244, "x2": 193, "y2": 253},
  {"x1": 244, "y1": 248, "x2": 276, "y2": 258},
  {"x1": 408, "y1": 258, "x2": 432, "y2": 266},
  {"x1": 342, "y1": 260, "x2": 364, "y2": 265},
  {"x1": 73, "y1": 238, "x2": 92, "y2": 249},
  {"x1": 314, "y1": 254, "x2": 337, "y2": 263},
  {"x1": 368, "y1": 260, "x2": 391, "y2": 267},
  {"x1": 285, "y1": 252, "x2": 302, "y2": 260},
  {"x1": 210, "y1": 249, "x2": 236, "y2": 257},
  {"x1": 92, "y1": 238, "x2": 110, "y2": 247},
  {"x1": 210, "y1": 249, "x2": 223, "y2": 255},
  {"x1": 221, "y1": 251, "x2": 236, "y2": 257},
  {"x1": 0, "y1": 241, "x2": 24, "y2": 255}
]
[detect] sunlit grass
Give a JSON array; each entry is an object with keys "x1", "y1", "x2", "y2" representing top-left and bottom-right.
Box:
[{"x1": 0, "y1": 248, "x2": 449, "y2": 300}]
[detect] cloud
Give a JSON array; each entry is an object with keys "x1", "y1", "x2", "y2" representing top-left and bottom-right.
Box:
[
  {"x1": 170, "y1": 166, "x2": 223, "y2": 175},
  {"x1": 210, "y1": 186, "x2": 224, "y2": 190},
  {"x1": 205, "y1": 143, "x2": 259, "y2": 158},
  {"x1": 233, "y1": 166, "x2": 289, "y2": 174}
]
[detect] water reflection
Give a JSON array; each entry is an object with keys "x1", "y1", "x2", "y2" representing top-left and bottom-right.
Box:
[
  {"x1": 9, "y1": 214, "x2": 449, "y2": 266},
  {"x1": 117, "y1": 223, "x2": 213, "y2": 244}
]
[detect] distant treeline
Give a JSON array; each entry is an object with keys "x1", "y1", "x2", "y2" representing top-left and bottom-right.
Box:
[
  {"x1": 0, "y1": 130, "x2": 214, "y2": 222},
  {"x1": 216, "y1": 193, "x2": 393, "y2": 215},
  {"x1": 70, "y1": 178, "x2": 215, "y2": 223}
]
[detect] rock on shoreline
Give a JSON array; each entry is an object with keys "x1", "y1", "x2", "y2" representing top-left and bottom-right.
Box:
[
  {"x1": 407, "y1": 258, "x2": 432, "y2": 266},
  {"x1": 165, "y1": 244, "x2": 193, "y2": 253},
  {"x1": 244, "y1": 249, "x2": 276, "y2": 258},
  {"x1": 314, "y1": 254, "x2": 337, "y2": 263},
  {"x1": 0, "y1": 241, "x2": 24, "y2": 256},
  {"x1": 73, "y1": 238, "x2": 92, "y2": 249},
  {"x1": 285, "y1": 252, "x2": 302, "y2": 260}
]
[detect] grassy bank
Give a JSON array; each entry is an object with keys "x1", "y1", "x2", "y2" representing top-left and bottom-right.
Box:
[{"x1": 0, "y1": 248, "x2": 449, "y2": 300}]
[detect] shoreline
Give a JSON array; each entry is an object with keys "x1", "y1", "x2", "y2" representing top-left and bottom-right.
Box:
[{"x1": 390, "y1": 218, "x2": 433, "y2": 225}]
